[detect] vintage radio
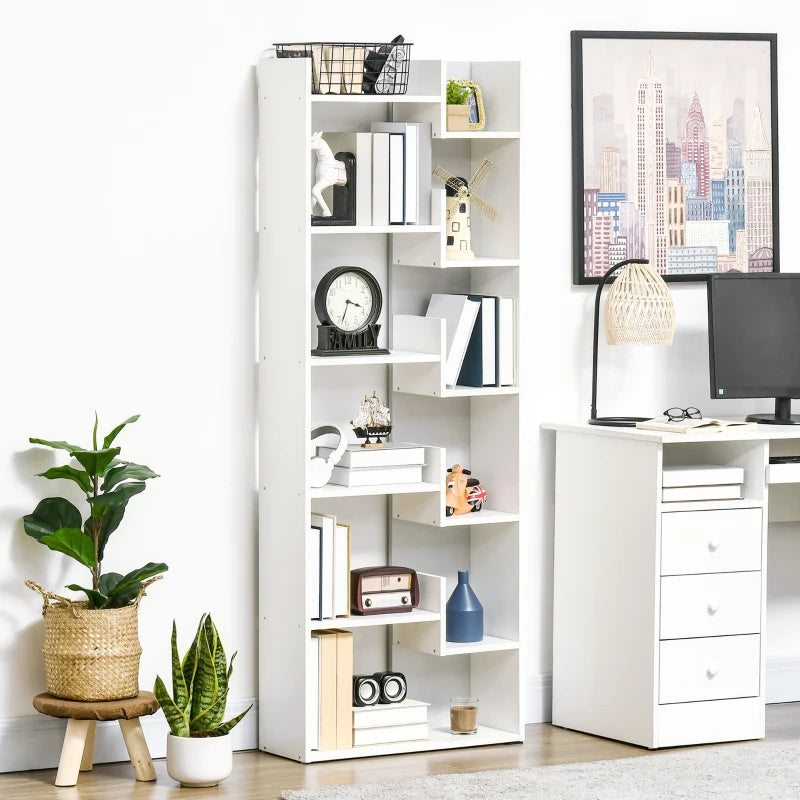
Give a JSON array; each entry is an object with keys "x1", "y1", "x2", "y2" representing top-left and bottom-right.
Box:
[{"x1": 350, "y1": 566, "x2": 420, "y2": 615}]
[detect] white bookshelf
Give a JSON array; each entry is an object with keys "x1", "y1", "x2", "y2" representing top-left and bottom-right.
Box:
[{"x1": 257, "y1": 54, "x2": 523, "y2": 763}]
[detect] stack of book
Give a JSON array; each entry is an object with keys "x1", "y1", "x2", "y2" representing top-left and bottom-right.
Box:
[
  {"x1": 426, "y1": 293, "x2": 515, "y2": 388},
  {"x1": 662, "y1": 465, "x2": 746, "y2": 502},
  {"x1": 310, "y1": 629, "x2": 353, "y2": 751},
  {"x1": 319, "y1": 123, "x2": 432, "y2": 227},
  {"x1": 352, "y1": 699, "x2": 429, "y2": 746},
  {"x1": 318, "y1": 442, "x2": 426, "y2": 488},
  {"x1": 309, "y1": 513, "x2": 350, "y2": 620}
]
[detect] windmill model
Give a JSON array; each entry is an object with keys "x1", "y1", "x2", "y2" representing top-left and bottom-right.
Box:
[{"x1": 432, "y1": 159, "x2": 498, "y2": 260}]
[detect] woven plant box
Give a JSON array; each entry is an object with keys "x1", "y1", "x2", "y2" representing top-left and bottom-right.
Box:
[{"x1": 27, "y1": 580, "x2": 151, "y2": 702}]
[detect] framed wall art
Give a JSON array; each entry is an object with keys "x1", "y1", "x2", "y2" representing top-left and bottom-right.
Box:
[{"x1": 571, "y1": 31, "x2": 778, "y2": 285}]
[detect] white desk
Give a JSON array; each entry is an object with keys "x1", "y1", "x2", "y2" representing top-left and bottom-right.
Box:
[{"x1": 543, "y1": 422, "x2": 800, "y2": 748}]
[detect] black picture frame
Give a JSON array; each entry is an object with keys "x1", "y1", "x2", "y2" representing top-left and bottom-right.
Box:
[{"x1": 571, "y1": 31, "x2": 779, "y2": 285}]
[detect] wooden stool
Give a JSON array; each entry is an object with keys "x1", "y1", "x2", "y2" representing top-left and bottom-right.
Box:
[{"x1": 33, "y1": 691, "x2": 159, "y2": 787}]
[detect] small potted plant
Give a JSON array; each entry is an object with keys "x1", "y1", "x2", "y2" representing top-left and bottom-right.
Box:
[
  {"x1": 23, "y1": 413, "x2": 167, "y2": 701},
  {"x1": 154, "y1": 614, "x2": 252, "y2": 788},
  {"x1": 446, "y1": 79, "x2": 470, "y2": 131}
]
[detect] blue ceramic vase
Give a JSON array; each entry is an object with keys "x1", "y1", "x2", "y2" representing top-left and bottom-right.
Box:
[{"x1": 446, "y1": 570, "x2": 483, "y2": 643}]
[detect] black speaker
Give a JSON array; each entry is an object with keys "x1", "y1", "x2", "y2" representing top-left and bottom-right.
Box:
[
  {"x1": 373, "y1": 670, "x2": 407, "y2": 704},
  {"x1": 353, "y1": 675, "x2": 380, "y2": 707}
]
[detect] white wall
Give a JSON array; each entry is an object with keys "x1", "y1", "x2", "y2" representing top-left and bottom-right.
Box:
[{"x1": 1, "y1": 0, "x2": 798, "y2": 771}]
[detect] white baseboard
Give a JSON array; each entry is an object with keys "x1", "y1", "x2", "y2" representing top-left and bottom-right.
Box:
[
  {"x1": 0, "y1": 697, "x2": 257, "y2": 774},
  {"x1": 765, "y1": 656, "x2": 800, "y2": 704},
  {"x1": 525, "y1": 672, "x2": 552, "y2": 724}
]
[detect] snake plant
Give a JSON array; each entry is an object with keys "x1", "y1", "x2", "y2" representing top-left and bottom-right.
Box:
[{"x1": 154, "y1": 614, "x2": 252, "y2": 737}]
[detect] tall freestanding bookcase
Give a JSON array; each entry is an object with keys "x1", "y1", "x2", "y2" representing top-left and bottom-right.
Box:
[{"x1": 257, "y1": 53, "x2": 524, "y2": 762}]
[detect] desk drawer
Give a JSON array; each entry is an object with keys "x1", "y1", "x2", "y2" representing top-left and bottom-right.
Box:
[
  {"x1": 660, "y1": 572, "x2": 761, "y2": 640},
  {"x1": 659, "y1": 634, "x2": 760, "y2": 704},
  {"x1": 661, "y1": 508, "x2": 762, "y2": 575}
]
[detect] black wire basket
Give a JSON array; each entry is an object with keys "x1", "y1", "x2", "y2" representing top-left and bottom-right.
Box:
[{"x1": 274, "y1": 38, "x2": 412, "y2": 95}]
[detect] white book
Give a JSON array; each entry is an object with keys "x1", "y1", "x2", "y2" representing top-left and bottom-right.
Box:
[
  {"x1": 311, "y1": 513, "x2": 335, "y2": 618},
  {"x1": 498, "y1": 296, "x2": 514, "y2": 386},
  {"x1": 388, "y1": 133, "x2": 405, "y2": 224},
  {"x1": 426, "y1": 294, "x2": 481, "y2": 387},
  {"x1": 308, "y1": 635, "x2": 319, "y2": 750},
  {"x1": 323, "y1": 133, "x2": 372, "y2": 226},
  {"x1": 636, "y1": 417, "x2": 757, "y2": 434},
  {"x1": 333, "y1": 523, "x2": 350, "y2": 618},
  {"x1": 662, "y1": 464, "x2": 746, "y2": 488},
  {"x1": 353, "y1": 721, "x2": 428, "y2": 746},
  {"x1": 372, "y1": 132, "x2": 390, "y2": 226},
  {"x1": 352, "y1": 699, "x2": 429, "y2": 729},
  {"x1": 370, "y1": 122, "x2": 430, "y2": 224},
  {"x1": 308, "y1": 524, "x2": 322, "y2": 620},
  {"x1": 329, "y1": 464, "x2": 423, "y2": 487},
  {"x1": 482, "y1": 296, "x2": 497, "y2": 385},
  {"x1": 662, "y1": 484, "x2": 743, "y2": 502},
  {"x1": 317, "y1": 442, "x2": 425, "y2": 468}
]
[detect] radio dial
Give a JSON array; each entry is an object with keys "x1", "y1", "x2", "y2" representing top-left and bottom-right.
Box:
[
  {"x1": 364, "y1": 598, "x2": 373, "y2": 607},
  {"x1": 401, "y1": 595, "x2": 409, "y2": 604}
]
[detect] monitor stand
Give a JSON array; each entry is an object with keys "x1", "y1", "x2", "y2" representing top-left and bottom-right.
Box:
[{"x1": 746, "y1": 397, "x2": 800, "y2": 425}]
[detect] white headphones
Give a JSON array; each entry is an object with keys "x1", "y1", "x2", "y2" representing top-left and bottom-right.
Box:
[{"x1": 309, "y1": 425, "x2": 347, "y2": 488}]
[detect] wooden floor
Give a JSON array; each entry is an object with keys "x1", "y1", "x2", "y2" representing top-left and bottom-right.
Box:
[{"x1": 3, "y1": 704, "x2": 800, "y2": 799}]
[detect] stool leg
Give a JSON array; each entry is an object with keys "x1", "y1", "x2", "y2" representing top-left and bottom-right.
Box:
[
  {"x1": 119, "y1": 718, "x2": 156, "y2": 782},
  {"x1": 55, "y1": 719, "x2": 92, "y2": 787},
  {"x1": 80, "y1": 720, "x2": 96, "y2": 771}
]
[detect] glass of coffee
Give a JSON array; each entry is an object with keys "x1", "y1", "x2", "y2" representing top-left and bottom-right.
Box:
[{"x1": 449, "y1": 697, "x2": 479, "y2": 734}]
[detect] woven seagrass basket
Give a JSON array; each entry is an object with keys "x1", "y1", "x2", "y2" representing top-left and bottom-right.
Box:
[{"x1": 27, "y1": 580, "x2": 150, "y2": 702}]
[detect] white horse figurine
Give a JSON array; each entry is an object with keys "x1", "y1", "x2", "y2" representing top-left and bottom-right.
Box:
[{"x1": 310, "y1": 131, "x2": 347, "y2": 217}]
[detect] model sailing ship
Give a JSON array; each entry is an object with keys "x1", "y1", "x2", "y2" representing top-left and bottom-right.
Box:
[{"x1": 351, "y1": 391, "x2": 392, "y2": 447}]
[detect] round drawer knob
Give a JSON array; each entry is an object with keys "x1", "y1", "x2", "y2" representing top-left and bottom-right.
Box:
[
  {"x1": 706, "y1": 664, "x2": 720, "y2": 679},
  {"x1": 707, "y1": 600, "x2": 720, "y2": 615},
  {"x1": 708, "y1": 538, "x2": 722, "y2": 552},
  {"x1": 364, "y1": 598, "x2": 373, "y2": 607}
]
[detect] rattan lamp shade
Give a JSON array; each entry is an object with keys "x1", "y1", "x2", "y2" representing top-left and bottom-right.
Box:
[{"x1": 604, "y1": 261, "x2": 675, "y2": 346}]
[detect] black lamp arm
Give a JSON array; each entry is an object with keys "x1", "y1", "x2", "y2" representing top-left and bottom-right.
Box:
[{"x1": 590, "y1": 259, "x2": 650, "y2": 421}]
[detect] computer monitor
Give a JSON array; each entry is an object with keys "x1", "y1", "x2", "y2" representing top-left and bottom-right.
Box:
[{"x1": 708, "y1": 273, "x2": 800, "y2": 424}]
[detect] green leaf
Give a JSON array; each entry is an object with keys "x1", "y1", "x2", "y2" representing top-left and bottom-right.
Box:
[
  {"x1": 96, "y1": 502, "x2": 127, "y2": 561},
  {"x1": 102, "y1": 462, "x2": 159, "y2": 492},
  {"x1": 154, "y1": 675, "x2": 190, "y2": 737},
  {"x1": 204, "y1": 615, "x2": 228, "y2": 694},
  {"x1": 170, "y1": 621, "x2": 190, "y2": 712},
  {"x1": 35, "y1": 465, "x2": 92, "y2": 494},
  {"x1": 29, "y1": 438, "x2": 86, "y2": 454},
  {"x1": 208, "y1": 705, "x2": 252, "y2": 736},
  {"x1": 103, "y1": 414, "x2": 140, "y2": 450},
  {"x1": 74, "y1": 448, "x2": 121, "y2": 478},
  {"x1": 190, "y1": 623, "x2": 220, "y2": 727},
  {"x1": 191, "y1": 688, "x2": 230, "y2": 732},
  {"x1": 103, "y1": 562, "x2": 168, "y2": 604},
  {"x1": 23, "y1": 497, "x2": 82, "y2": 542},
  {"x1": 181, "y1": 623, "x2": 200, "y2": 698},
  {"x1": 88, "y1": 482, "x2": 145, "y2": 508},
  {"x1": 39, "y1": 528, "x2": 96, "y2": 568},
  {"x1": 66, "y1": 584, "x2": 108, "y2": 608}
]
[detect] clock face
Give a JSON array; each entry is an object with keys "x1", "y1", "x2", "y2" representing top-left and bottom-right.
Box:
[{"x1": 323, "y1": 270, "x2": 375, "y2": 332}]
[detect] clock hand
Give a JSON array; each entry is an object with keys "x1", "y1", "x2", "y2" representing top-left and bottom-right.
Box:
[{"x1": 340, "y1": 304, "x2": 349, "y2": 324}]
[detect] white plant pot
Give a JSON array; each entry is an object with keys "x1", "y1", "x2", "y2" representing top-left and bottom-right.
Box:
[{"x1": 166, "y1": 733, "x2": 233, "y2": 788}]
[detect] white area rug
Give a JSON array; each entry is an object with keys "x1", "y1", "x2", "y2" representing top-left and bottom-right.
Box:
[{"x1": 281, "y1": 739, "x2": 800, "y2": 799}]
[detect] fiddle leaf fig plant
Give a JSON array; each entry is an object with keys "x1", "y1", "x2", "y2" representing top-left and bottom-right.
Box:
[
  {"x1": 154, "y1": 614, "x2": 252, "y2": 737},
  {"x1": 23, "y1": 413, "x2": 167, "y2": 608}
]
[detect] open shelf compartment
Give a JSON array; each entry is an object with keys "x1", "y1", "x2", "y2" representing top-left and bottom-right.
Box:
[{"x1": 392, "y1": 314, "x2": 518, "y2": 398}]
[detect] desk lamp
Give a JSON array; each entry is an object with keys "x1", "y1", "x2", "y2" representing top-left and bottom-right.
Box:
[{"x1": 589, "y1": 258, "x2": 675, "y2": 426}]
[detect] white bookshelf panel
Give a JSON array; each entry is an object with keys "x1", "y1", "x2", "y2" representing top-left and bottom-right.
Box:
[
  {"x1": 310, "y1": 482, "x2": 439, "y2": 499},
  {"x1": 311, "y1": 350, "x2": 440, "y2": 367},
  {"x1": 303, "y1": 723, "x2": 520, "y2": 762},
  {"x1": 307, "y1": 608, "x2": 440, "y2": 631}
]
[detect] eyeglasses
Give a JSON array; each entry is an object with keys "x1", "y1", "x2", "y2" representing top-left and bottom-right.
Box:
[{"x1": 663, "y1": 407, "x2": 702, "y2": 422}]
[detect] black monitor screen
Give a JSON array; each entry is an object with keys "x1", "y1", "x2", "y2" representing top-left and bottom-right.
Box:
[{"x1": 708, "y1": 273, "x2": 800, "y2": 400}]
